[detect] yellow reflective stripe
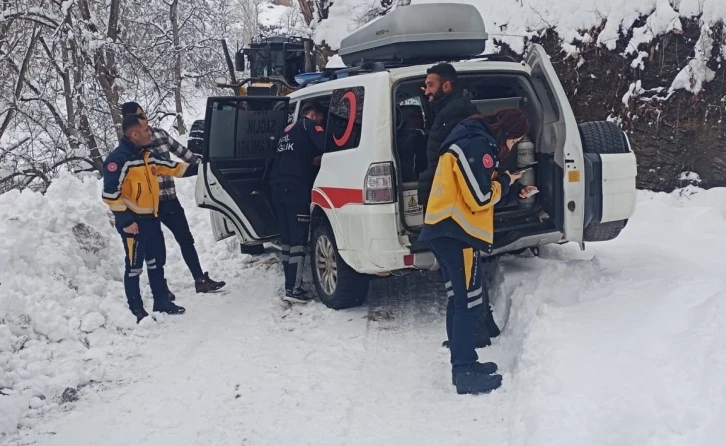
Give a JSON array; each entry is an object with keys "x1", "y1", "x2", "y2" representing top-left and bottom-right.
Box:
[
  {"x1": 126, "y1": 237, "x2": 135, "y2": 264},
  {"x1": 463, "y1": 247, "x2": 473, "y2": 288},
  {"x1": 122, "y1": 198, "x2": 154, "y2": 214},
  {"x1": 425, "y1": 206, "x2": 494, "y2": 241},
  {"x1": 448, "y1": 144, "x2": 490, "y2": 204},
  {"x1": 103, "y1": 197, "x2": 127, "y2": 212}
]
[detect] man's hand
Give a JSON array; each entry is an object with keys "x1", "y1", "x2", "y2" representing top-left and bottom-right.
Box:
[
  {"x1": 519, "y1": 186, "x2": 538, "y2": 198},
  {"x1": 123, "y1": 222, "x2": 139, "y2": 234},
  {"x1": 504, "y1": 170, "x2": 523, "y2": 185},
  {"x1": 312, "y1": 155, "x2": 322, "y2": 166}
]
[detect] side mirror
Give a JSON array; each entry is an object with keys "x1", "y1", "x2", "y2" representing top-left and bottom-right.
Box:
[
  {"x1": 235, "y1": 52, "x2": 245, "y2": 71},
  {"x1": 214, "y1": 76, "x2": 227, "y2": 87}
]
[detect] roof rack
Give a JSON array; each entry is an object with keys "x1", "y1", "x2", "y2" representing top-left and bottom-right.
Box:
[
  {"x1": 338, "y1": 3, "x2": 488, "y2": 67},
  {"x1": 296, "y1": 53, "x2": 520, "y2": 89}
]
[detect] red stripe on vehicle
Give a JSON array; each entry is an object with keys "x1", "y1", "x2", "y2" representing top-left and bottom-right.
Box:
[
  {"x1": 311, "y1": 189, "x2": 332, "y2": 209},
  {"x1": 312, "y1": 187, "x2": 363, "y2": 209}
]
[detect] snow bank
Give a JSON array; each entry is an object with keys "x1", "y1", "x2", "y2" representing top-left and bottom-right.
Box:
[
  {"x1": 5, "y1": 175, "x2": 726, "y2": 444},
  {"x1": 502, "y1": 186, "x2": 726, "y2": 445},
  {"x1": 0, "y1": 173, "x2": 167, "y2": 435}
]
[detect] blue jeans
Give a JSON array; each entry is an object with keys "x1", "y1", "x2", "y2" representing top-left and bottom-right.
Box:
[
  {"x1": 153, "y1": 198, "x2": 204, "y2": 280},
  {"x1": 428, "y1": 237, "x2": 485, "y2": 375}
]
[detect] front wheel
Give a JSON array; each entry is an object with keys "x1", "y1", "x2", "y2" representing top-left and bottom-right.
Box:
[{"x1": 311, "y1": 223, "x2": 370, "y2": 309}]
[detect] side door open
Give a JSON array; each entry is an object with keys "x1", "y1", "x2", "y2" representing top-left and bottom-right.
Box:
[
  {"x1": 197, "y1": 96, "x2": 290, "y2": 244},
  {"x1": 525, "y1": 43, "x2": 586, "y2": 244}
]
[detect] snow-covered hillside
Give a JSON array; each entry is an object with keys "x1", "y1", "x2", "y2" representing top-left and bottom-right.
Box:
[
  {"x1": 313, "y1": 0, "x2": 726, "y2": 92},
  {"x1": 316, "y1": 0, "x2": 726, "y2": 55},
  {"x1": 2, "y1": 171, "x2": 726, "y2": 444}
]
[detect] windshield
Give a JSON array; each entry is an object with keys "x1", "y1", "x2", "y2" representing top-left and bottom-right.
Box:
[{"x1": 249, "y1": 47, "x2": 286, "y2": 78}]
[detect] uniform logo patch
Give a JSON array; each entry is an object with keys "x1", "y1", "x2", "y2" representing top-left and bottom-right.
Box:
[
  {"x1": 151, "y1": 167, "x2": 157, "y2": 175},
  {"x1": 107, "y1": 162, "x2": 118, "y2": 172},
  {"x1": 315, "y1": 125, "x2": 324, "y2": 133},
  {"x1": 482, "y1": 154, "x2": 494, "y2": 169}
]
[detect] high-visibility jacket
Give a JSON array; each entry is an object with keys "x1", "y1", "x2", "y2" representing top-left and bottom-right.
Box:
[
  {"x1": 102, "y1": 137, "x2": 198, "y2": 229},
  {"x1": 419, "y1": 118, "x2": 512, "y2": 253}
]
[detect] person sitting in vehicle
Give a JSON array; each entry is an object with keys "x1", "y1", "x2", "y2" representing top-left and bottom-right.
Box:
[
  {"x1": 419, "y1": 108, "x2": 537, "y2": 395},
  {"x1": 396, "y1": 105, "x2": 427, "y2": 182},
  {"x1": 268, "y1": 101, "x2": 327, "y2": 304}
]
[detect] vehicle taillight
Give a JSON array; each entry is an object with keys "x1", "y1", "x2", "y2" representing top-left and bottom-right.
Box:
[{"x1": 364, "y1": 162, "x2": 394, "y2": 204}]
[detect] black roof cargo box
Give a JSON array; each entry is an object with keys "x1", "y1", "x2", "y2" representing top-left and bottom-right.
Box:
[{"x1": 338, "y1": 3, "x2": 487, "y2": 66}]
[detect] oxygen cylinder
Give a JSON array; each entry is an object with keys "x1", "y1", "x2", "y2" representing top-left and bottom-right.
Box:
[{"x1": 516, "y1": 136, "x2": 536, "y2": 210}]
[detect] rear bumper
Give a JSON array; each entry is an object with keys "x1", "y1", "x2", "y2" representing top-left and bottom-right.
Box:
[{"x1": 340, "y1": 247, "x2": 439, "y2": 274}]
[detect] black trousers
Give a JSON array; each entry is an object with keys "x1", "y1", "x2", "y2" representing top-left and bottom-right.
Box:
[
  {"x1": 271, "y1": 183, "x2": 310, "y2": 291},
  {"x1": 118, "y1": 218, "x2": 168, "y2": 312},
  {"x1": 428, "y1": 237, "x2": 485, "y2": 376},
  {"x1": 147, "y1": 197, "x2": 204, "y2": 280}
]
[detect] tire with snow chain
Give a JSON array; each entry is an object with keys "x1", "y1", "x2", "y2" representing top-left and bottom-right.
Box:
[
  {"x1": 311, "y1": 222, "x2": 370, "y2": 310},
  {"x1": 579, "y1": 121, "x2": 630, "y2": 242},
  {"x1": 188, "y1": 119, "x2": 205, "y2": 156}
]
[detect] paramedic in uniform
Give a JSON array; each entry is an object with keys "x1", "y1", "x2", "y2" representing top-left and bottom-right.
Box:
[
  {"x1": 120, "y1": 102, "x2": 226, "y2": 298},
  {"x1": 269, "y1": 102, "x2": 327, "y2": 303},
  {"x1": 419, "y1": 109, "x2": 536, "y2": 394},
  {"x1": 102, "y1": 114, "x2": 199, "y2": 322}
]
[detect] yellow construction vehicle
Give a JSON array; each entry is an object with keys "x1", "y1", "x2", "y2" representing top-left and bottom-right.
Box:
[{"x1": 214, "y1": 36, "x2": 317, "y2": 97}]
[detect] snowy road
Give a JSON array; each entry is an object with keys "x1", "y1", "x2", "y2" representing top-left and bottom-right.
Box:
[{"x1": 4, "y1": 180, "x2": 726, "y2": 445}]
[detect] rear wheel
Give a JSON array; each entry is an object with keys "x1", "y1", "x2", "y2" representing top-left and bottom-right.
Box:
[
  {"x1": 579, "y1": 121, "x2": 630, "y2": 242},
  {"x1": 311, "y1": 223, "x2": 370, "y2": 309}
]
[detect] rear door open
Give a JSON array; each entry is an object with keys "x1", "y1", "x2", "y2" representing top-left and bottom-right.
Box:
[
  {"x1": 525, "y1": 43, "x2": 585, "y2": 244},
  {"x1": 197, "y1": 96, "x2": 290, "y2": 243}
]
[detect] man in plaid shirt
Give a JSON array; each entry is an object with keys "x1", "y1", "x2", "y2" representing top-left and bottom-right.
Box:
[{"x1": 122, "y1": 102, "x2": 225, "y2": 296}]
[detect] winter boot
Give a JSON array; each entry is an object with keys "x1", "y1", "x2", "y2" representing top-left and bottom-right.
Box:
[
  {"x1": 195, "y1": 272, "x2": 226, "y2": 293},
  {"x1": 165, "y1": 280, "x2": 176, "y2": 302},
  {"x1": 283, "y1": 288, "x2": 312, "y2": 304},
  {"x1": 451, "y1": 361, "x2": 498, "y2": 385},
  {"x1": 132, "y1": 308, "x2": 149, "y2": 323},
  {"x1": 153, "y1": 300, "x2": 186, "y2": 315},
  {"x1": 453, "y1": 369, "x2": 503, "y2": 395}
]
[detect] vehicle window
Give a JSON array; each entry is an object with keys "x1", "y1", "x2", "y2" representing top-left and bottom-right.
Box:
[
  {"x1": 298, "y1": 95, "x2": 332, "y2": 150},
  {"x1": 327, "y1": 87, "x2": 365, "y2": 151},
  {"x1": 207, "y1": 100, "x2": 288, "y2": 160},
  {"x1": 208, "y1": 103, "x2": 237, "y2": 159}
]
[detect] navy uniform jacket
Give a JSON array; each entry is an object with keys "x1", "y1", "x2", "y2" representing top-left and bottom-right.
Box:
[
  {"x1": 419, "y1": 118, "x2": 523, "y2": 253},
  {"x1": 102, "y1": 137, "x2": 199, "y2": 230},
  {"x1": 269, "y1": 117, "x2": 326, "y2": 190}
]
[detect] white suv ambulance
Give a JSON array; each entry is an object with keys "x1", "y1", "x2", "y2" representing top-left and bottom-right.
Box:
[{"x1": 192, "y1": 3, "x2": 638, "y2": 310}]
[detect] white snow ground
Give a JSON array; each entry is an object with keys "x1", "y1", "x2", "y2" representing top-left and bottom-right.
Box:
[{"x1": 2, "y1": 171, "x2": 726, "y2": 445}]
